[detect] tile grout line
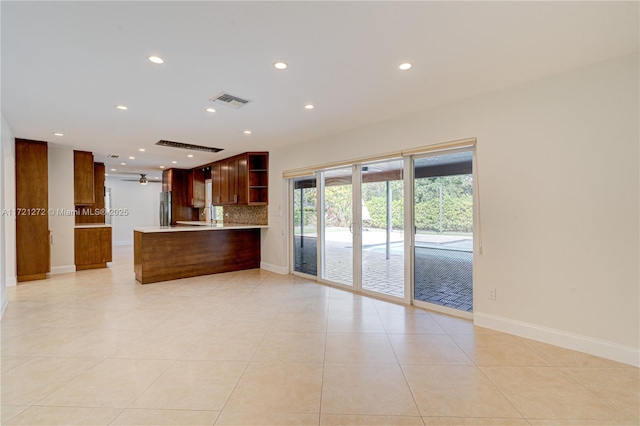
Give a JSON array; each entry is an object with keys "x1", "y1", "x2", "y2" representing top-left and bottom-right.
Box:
[{"x1": 211, "y1": 275, "x2": 293, "y2": 424}]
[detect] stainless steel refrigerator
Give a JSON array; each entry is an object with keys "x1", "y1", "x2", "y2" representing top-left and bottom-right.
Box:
[{"x1": 159, "y1": 191, "x2": 172, "y2": 226}]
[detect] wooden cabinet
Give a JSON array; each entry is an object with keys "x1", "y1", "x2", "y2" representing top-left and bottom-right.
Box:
[
  {"x1": 75, "y1": 227, "x2": 112, "y2": 270},
  {"x1": 134, "y1": 228, "x2": 261, "y2": 284},
  {"x1": 211, "y1": 162, "x2": 221, "y2": 205},
  {"x1": 76, "y1": 162, "x2": 106, "y2": 224},
  {"x1": 220, "y1": 157, "x2": 237, "y2": 205},
  {"x1": 246, "y1": 152, "x2": 268, "y2": 205},
  {"x1": 209, "y1": 152, "x2": 268, "y2": 206},
  {"x1": 188, "y1": 168, "x2": 205, "y2": 208},
  {"x1": 74, "y1": 150, "x2": 95, "y2": 205},
  {"x1": 237, "y1": 155, "x2": 248, "y2": 204},
  {"x1": 163, "y1": 168, "x2": 198, "y2": 224},
  {"x1": 15, "y1": 139, "x2": 50, "y2": 282}
]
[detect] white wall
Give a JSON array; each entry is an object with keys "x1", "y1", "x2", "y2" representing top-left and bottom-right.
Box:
[
  {"x1": 48, "y1": 145, "x2": 75, "y2": 274},
  {"x1": 106, "y1": 177, "x2": 160, "y2": 245},
  {"x1": 264, "y1": 53, "x2": 640, "y2": 365},
  {"x1": 1, "y1": 114, "x2": 17, "y2": 317}
]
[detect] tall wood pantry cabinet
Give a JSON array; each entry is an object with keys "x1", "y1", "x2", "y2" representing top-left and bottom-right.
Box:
[{"x1": 15, "y1": 139, "x2": 50, "y2": 282}]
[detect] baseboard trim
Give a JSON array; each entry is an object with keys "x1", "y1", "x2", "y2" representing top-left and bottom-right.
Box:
[
  {"x1": 474, "y1": 313, "x2": 640, "y2": 367},
  {"x1": 6, "y1": 276, "x2": 17, "y2": 287},
  {"x1": 413, "y1": 299, "x2": 474, "y2": 320},
  {"x1": 260, "y1": 262, "x2": 288, "y2": 275},
  {"x1": 48, "y1": 265, "x2": 76, "y2": 275},
  {"x1": 114, "y1": 241, "x2": 132, "y2": 247}
]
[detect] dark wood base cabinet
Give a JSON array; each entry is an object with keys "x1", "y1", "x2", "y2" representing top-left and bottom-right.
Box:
[
  {"x1": 134, "y1": 229, "x2": 261, "y2": 284},
  {"x1": 75, "y1": 227, "x2": 112, "y2": 270}
]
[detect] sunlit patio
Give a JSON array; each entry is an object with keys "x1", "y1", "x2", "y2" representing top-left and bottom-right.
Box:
[{"x1": 294, "y1": 229, "x2": 473, "y2": 312}]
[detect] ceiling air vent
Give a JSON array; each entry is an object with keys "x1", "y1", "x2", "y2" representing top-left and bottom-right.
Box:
[
  {"x1": 155, "y1": 140, "x2": 224, "y2": 153},
  {"x1": 209, "y1": 92, "x2": 252, "y2": 109},
  {"x1": 107, "y1": 154, "x2": 119, "y2": 159}
]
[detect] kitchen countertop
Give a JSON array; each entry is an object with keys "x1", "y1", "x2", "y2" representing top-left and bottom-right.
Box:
[
  {"x1": 134, "y1": 223, "x2": 268, "y2": 233},
  {"x1": 75, "y1": 224, "x2": 112, "y2": 228}
]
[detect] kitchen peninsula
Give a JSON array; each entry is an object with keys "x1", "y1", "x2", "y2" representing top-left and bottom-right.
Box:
[{"x1": 133, "y1": 223, "x2": 267, "y2": 284}]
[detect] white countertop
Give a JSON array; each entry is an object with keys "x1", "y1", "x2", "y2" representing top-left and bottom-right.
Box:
[
  {"x1": 134, "y1": 223, "x2": 268, "y2": 233},
  {"x1": 75, "y1": 224, "x2": 112, "y2": 228}
]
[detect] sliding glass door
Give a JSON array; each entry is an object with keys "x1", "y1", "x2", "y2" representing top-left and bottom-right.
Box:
[
  {"x1": 292, "y1": 176, "x2": 317, "y2": 277},
  {"x1": 360, "y1": 159, "x2": 405, "y2": 299},
  {"x1": 413, "y1": 150, "x2": 474, "y2": 312},
  {"x1": 320, "y1": 167, "x2": 354, "y2": 287},
  {"x1": 289, "y1": 146, "x2": 475, "y2": 314}
]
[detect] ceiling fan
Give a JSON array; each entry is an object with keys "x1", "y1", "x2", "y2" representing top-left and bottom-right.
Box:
[{"x1": 119, "y1": 174, "x2": 161, "y2": 185}]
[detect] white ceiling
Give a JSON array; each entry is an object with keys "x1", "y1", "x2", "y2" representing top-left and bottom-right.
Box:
[{"x1": 2, "y1": 1, "x2": 638, "y2": 179}]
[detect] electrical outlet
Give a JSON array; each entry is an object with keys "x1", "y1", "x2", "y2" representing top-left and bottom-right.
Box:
[{"x1": 488, "y1": 288, "x2": 496, "y2": 300}]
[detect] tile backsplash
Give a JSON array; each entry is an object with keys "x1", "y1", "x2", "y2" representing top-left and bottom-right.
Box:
[{"x1": 223, "y1": 205, "x2": 268, "y2": 225}]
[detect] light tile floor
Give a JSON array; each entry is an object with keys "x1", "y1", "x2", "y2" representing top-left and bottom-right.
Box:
[{"x1": 1, "y1": 246, "x2": 638, "y2": 426}]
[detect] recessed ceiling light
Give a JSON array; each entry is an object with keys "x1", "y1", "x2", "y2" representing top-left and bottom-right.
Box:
[
  {"x1": 244, "y1": 130, "x2": 252, "y2": 134},
  {"x1": 105, "y1": 173, "x2": 109, "y2": 176},
  {"x1": 111, "y1": 168, "x2": 116, "y2": 171},
  {"x1": 304, "y1": 104, "x2": 314, "y2": 110},
  {"x1": 129, "y1": 156, "x2": 135, "y2": 160},
  {"x1": 172, "y1": 161, "x2": 177, "y2": 164},
  {"x1": 399, "y1": 62, "x2": 412, "y2": 71},
  {"x1": 159, "y1": 166, "x2": 165, "y2": 169},
  {"x1": 139, "y1": 148, "x2": 145, "y2": 152},
  {"x1": 273, "y1": 62, "x2": 288, "y2": 70},
  {"x1": 154, "y1": 177, "x2": 159, "y2": 179},
  {"x1": 120, "y1": 162, "x2": 126, "y2": 165},
  {"x1": 206, "y1": 108, "x2": 216, "y2": 113},
  {"x1": 148, "y1": 55, "x2": 164, "y2": 64},
  {"x1": 116, "y1": 105, "x2": 128, "y2": 110},
  {"x1": 188, "y1": 154, "x2": 194, "y2": 158},
  {"x1": 53, "y1": 132, "x2": 64, "y2": 136}
]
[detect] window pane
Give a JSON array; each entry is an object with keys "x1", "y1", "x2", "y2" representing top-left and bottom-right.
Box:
[
  {"x1": 361, "y1": 159, "x2": 404, "y2": 298},
  {"x1": 413, "y1": 151, "x2": 473, "y2": 312},
  {"x1": 293, "y1": 176, "x2": 317, "y2": 276}
]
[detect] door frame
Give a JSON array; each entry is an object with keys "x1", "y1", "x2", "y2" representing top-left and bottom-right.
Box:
[{"x1": 286, "y1": 145, "x2": 477, "y2": 320}]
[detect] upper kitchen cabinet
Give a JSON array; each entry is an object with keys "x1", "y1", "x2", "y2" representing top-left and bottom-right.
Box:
[
  {"x1": 211, "y1": 162, "x2": 222, "y2": 205},
  {"x1": 74, "y1": 150, "x2": 95, "y2": 205},
  {"x1": 219, "y1": 156, "x2": 238, "y2": 205},
  {"x1": 246, "y1": 152, "x2": 269, "y2": 205},
  {"x1": 76, "y1": 162, "x2": 106, "y2": 224},
  {"x1": 188, "y1": 168, "x2": 205, "y2": 208},
  {"x1": 210, "y1": 152, "x2": 268, "y2": 206},
  {"x1": 15, "y1": 139, "x2": 50, "y2": 282}
]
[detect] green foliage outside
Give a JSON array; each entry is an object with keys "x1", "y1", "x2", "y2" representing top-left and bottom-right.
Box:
[
  {"x1": 324, "y1": 185, "x2": 352, "y2": 227},
  {"x1": 293, "y1": 174, "x2": 473, "y2": 233},
  {"x1": 363, "y1": 175, "x2": 473, "y2": 233},
  {"x1": 293, "y1": 187, "x2": 317, "y2": 227}
]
